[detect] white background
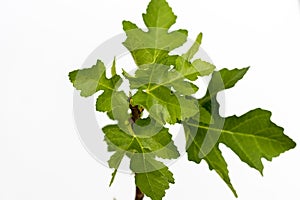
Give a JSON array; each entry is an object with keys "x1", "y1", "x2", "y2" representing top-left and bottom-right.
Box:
[{"x1": 1, "y1": 0, "x2": 300, "y2": 199}]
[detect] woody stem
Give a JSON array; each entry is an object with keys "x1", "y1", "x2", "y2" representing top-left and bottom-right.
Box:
[{"x1": 129, "y1": 102, "x2": 145, "y2": 200}]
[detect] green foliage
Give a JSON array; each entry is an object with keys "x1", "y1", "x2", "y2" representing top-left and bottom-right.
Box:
[{"x1": 68, "y1": 0, "x2": 296, "y2": 199}]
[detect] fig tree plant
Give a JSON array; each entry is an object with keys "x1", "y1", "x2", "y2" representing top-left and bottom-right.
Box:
[{"x1": 69, "y1": 0, "x2": 296, "y2": 199}]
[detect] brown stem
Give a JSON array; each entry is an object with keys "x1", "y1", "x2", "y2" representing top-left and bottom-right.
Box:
[
  {"x1": 129, "y1": 98, "x2": 145, "y2": 200},
  {"x1": 129, "y1": 104, "x2": 144, "y2": 123},
  {"x1": 135, "y1": 186, "x2": 144, "y2": 200}
]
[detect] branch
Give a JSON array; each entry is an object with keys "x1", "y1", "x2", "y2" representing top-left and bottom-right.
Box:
[
  {"x1": 135, "y1": 186, "x2": 144, "y2": 200},
  {"x1": 129, "y1": 98, "x2": 145, "y2": 200}
]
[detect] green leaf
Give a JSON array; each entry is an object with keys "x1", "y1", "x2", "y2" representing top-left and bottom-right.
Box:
[
  {"x1": 111, "y1": 57, "x2": 117, "y2": 76},
  {"x1": 69, "y1": 60, "x2": 121, "y2": 97},
  {"x1": 208, "y1": 67, "x2": 250, "y2": 93},
  {"x1": 103, "y1": 123, "x2": 179, "y2": 159},
  {"x1": 185, "y1": 109, "x2": 296, "y2": 196},
  {"x1": 200, "y1": 67, "x2": 249, "y2": 115},
  {"x1": 123, "y1": 64, "x2": 198, "y2": 95},
  {"x1": 133, "y1": 158, "x2": 174, "y2": 200},
  {"x1": 182, "y1": 32, "x2": 203, "y2": 61},
  {"x1": 201, "y1": 67, "x2": 249, "y2": 102},
  {"x1": 105, "y1": 91, "x2": 130, "y2": 125},
  {"x1": 160, "y1": 55, "x2": 215, "y2": 81},
  {"x1": 131, "y1": 88, "x2": 198, "y2": 124},
  {"x1": 108, "y1": 151, "x2": 126, "y2": 186},
  {"x1": 184, "y1": 67, "x2": 296, "y2": 197},
  {"x1": 142, "y1": 0, "x2": 176, "y2": 29},
  {"x1": 158, "y1": 33, "x2": 214, "y2": 81},
  {"x1": 123, "y1": 63, "x2": 200, "y2": 124},
  {"x1": 204, "y1": 145, "x2": 238, "y2": 197},
  {"x1": 184, "y1": 118, "x2": 237, "y2": 196},
  {"x1": 69, "y1": 60, "x2": 122, "y2": 118},
  {"x1": 122, "y1": 0, "x2": 188, "y2": 66},
  {"x1": 196, "y1": 106, "x2": 213, "y2": 125},
  {"x1": 220, "y1": 109, "x2": 296, "y2": 172},
  {"x1": 192, "y1": 59, "x2": 216, "y2": 76},
  {"x1": 103, "y1": 120, "x2": 179, "y2": 198}
]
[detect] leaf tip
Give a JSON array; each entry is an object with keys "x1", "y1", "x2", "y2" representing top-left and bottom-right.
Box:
[
  {"x1": 259, "y1": 169, "x2": 264, "y2": 177},
  {"x1": 196, "y1": 32, "x2": 203, "y2": 44},
  {"x1": 122, "y1": 20, "x2": 138, "y2": 31},
  {"x1": 68, "y1": 69, "x2": 78, "y2": 84},
  {"x1": 111, "y1": 57, "x2": 117, "y2": 76},
  {"x1": 109, "y1": 169, "x2": 118, "y2": 187}
]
